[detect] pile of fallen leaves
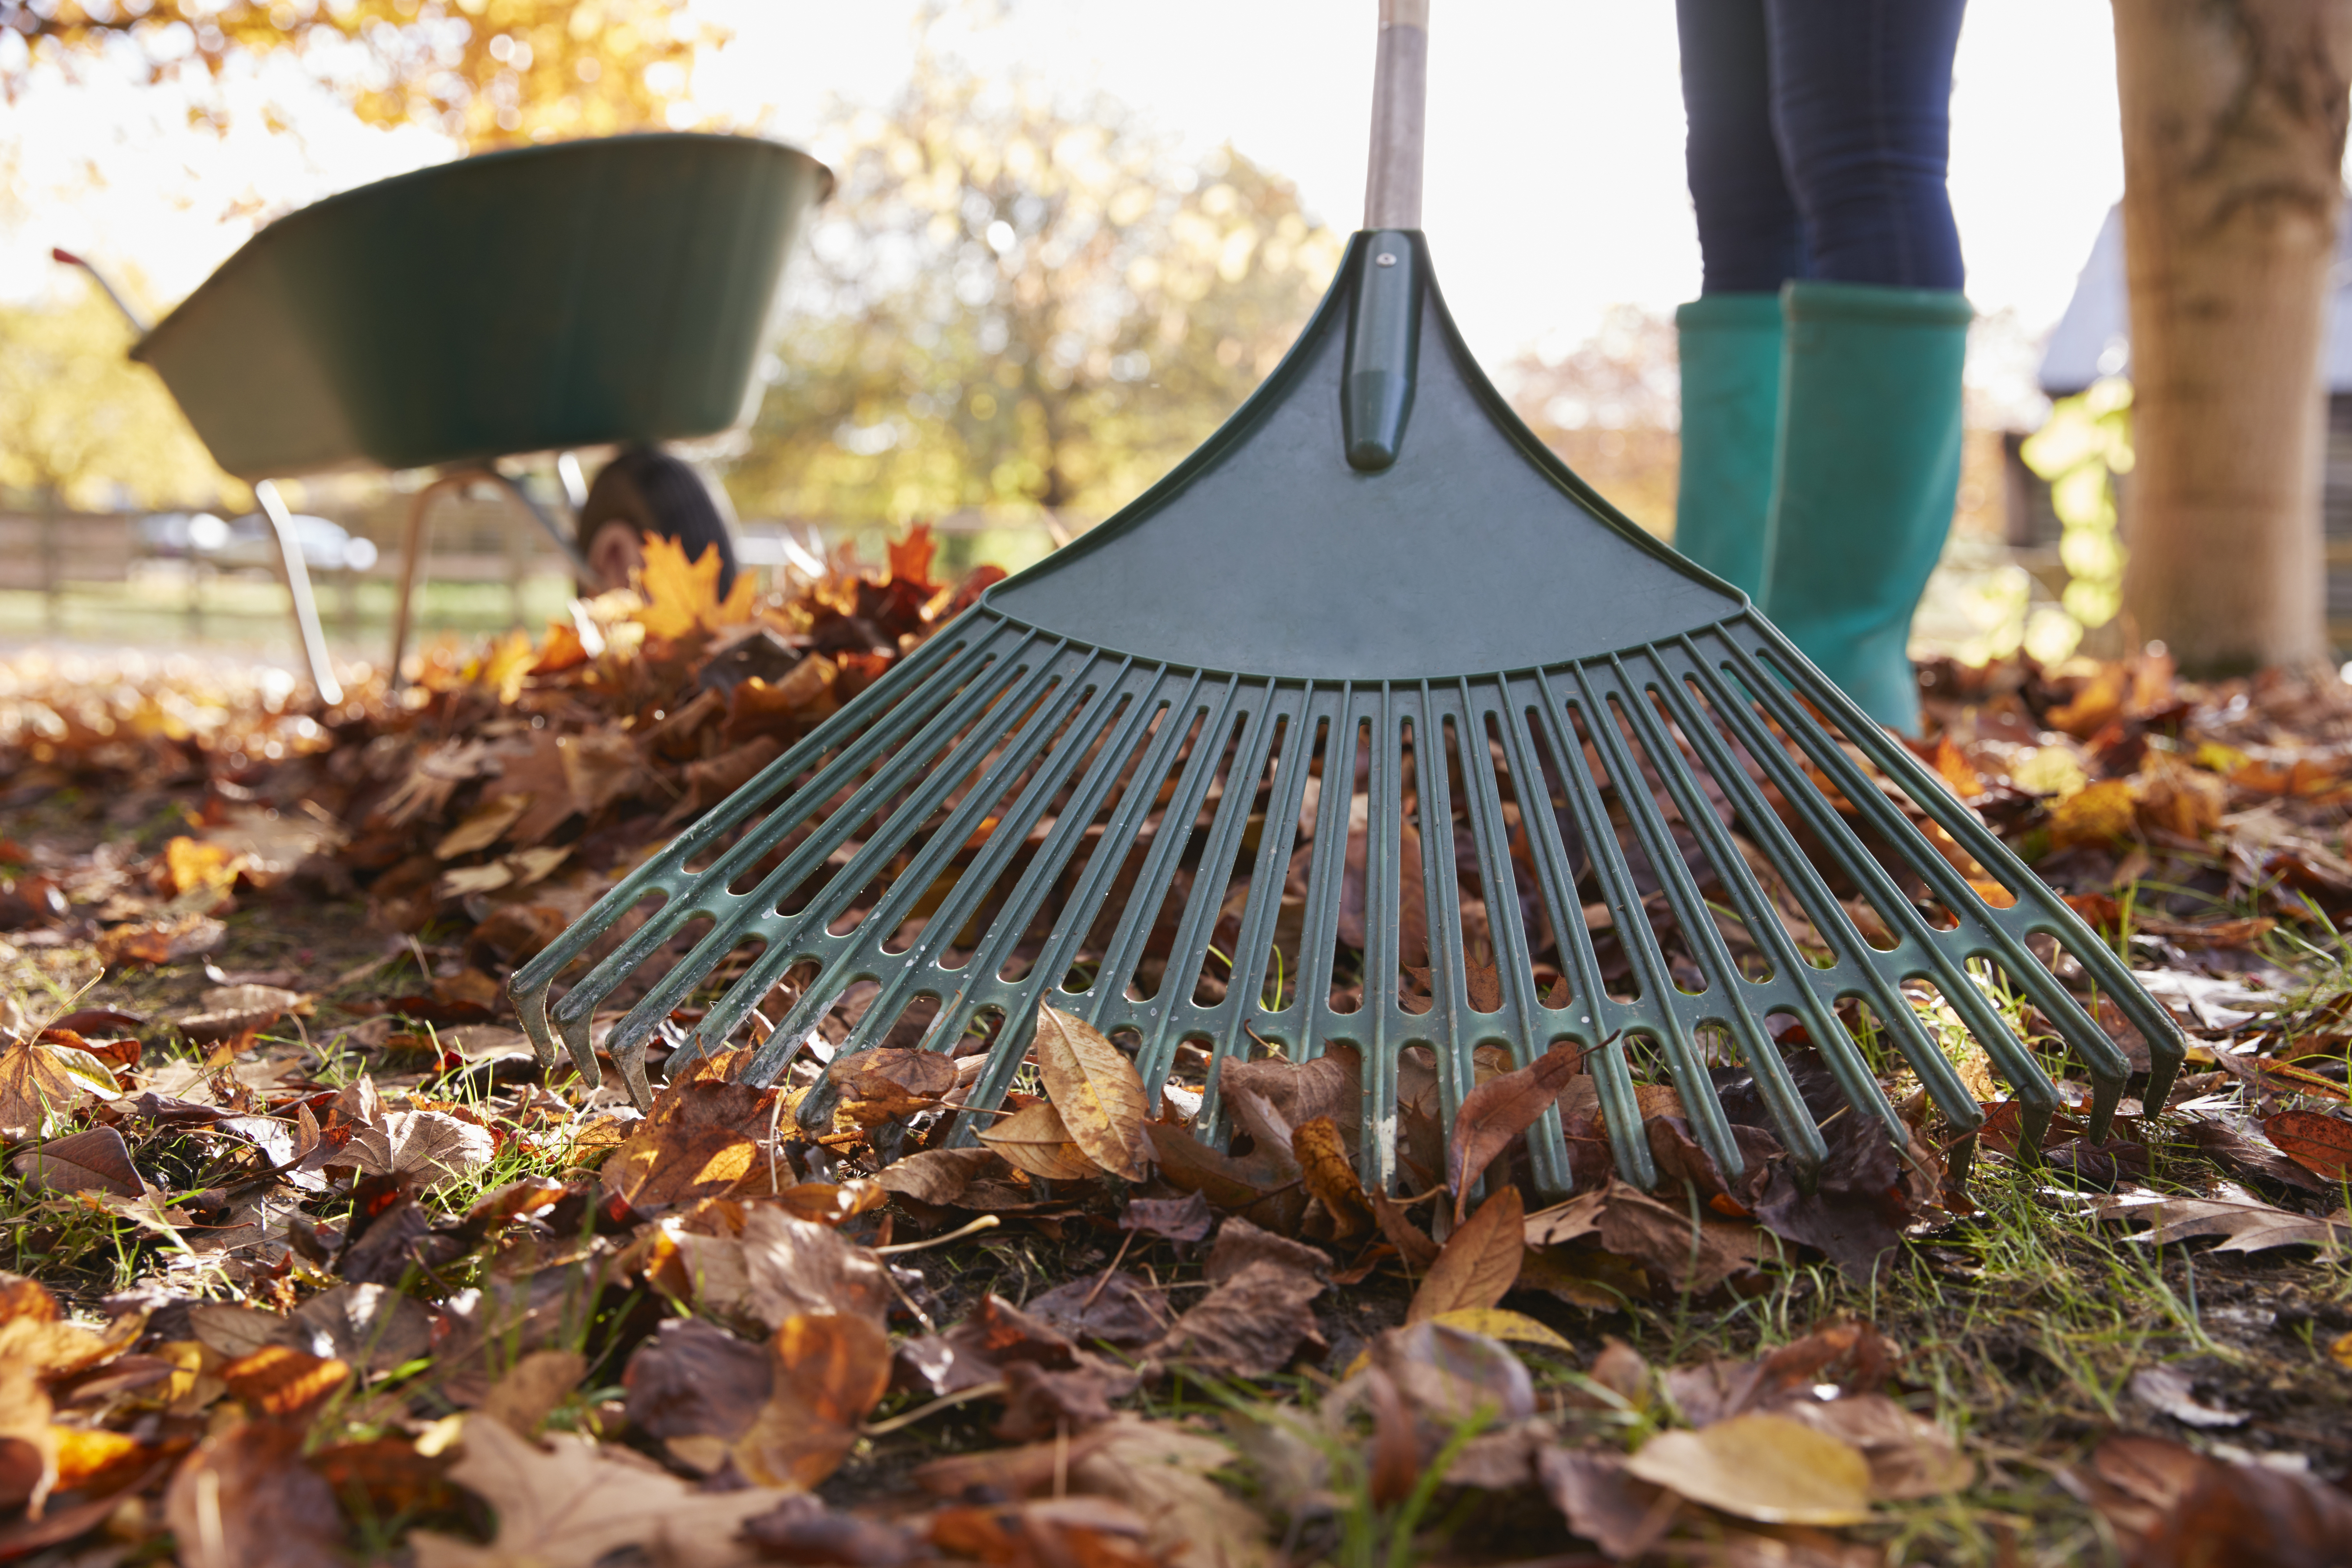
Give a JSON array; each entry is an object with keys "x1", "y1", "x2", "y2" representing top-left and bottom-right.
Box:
[{"x1": 4, "y1": 551, "x2": 2352, "y2": 1564}]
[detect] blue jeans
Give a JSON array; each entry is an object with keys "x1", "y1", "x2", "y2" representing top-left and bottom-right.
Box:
[{"x1": 1678, "y1": 0, "x2": 1967, "y2": 293}]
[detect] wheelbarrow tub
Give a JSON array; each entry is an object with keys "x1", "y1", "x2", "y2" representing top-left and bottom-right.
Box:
[{"x1": 132, "y1": 132, "x2": 830, "y2": 481}]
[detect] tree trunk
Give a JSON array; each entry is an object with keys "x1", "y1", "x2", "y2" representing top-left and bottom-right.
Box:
[{"x1": 2112, "y1": 0, "x2": 2352, "y2": 674}]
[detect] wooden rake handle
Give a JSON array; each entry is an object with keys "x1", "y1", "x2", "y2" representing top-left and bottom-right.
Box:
[{"x1": 1364, "y1": 0, "x2": 1429, "y2": 229}]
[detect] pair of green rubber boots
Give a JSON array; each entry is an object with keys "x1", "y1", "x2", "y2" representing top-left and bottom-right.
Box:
[{"x1": 1673, "y1": 283, "x2": 1972, "y2": 734}]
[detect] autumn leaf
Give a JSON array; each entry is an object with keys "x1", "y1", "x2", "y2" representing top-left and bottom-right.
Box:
[
  {"x1": 732, "y1": 1313, "x2": 893, "y2": 1489},
  {"x1": 219, "y1": 1346, "x2": 349, "y2": 1423},
  {"x1": 480, "y1": 1350, "x2": 588, "y2": 1437},
  {"x1": 1408, "y1": 1185, "x2": 1524, "y2": 1323},
  {"x1": 1624, "y1": 1412, "x2": 1873, "y2": 1525},
  {"x1": 1032, "y1": 1005, "x2": 1151, "y2": 1181},
  {"x1": 1447, "y1": 1038, "x2": 1585, "y2": 1219},
  {"x1": 1291, "y1": 1115, "x2": 1371, "y2": 1237},
  {"x1": 2097, "y1": 1192, "x2": 2352, "y2": 1255},
  {"x1": 1426, "y1": 1307, "x2": 1575, "y2": 1354},
  {"x1": 0, "y1": 1037, "x2": 85, "y2": 1141},
  {"x1": 2262, "y1": 1109, "x2": 2352, "y2": 1180},
  {"x1": 635, "y1": 532, "x2": 758, "y2": 641},
  {"x1": 8, "y1": 1126, "x2": 141, "y2": 1197},
  {"x1": 875, "y1": 1147, "x2": 1008, "y2": 1206},
  {"x1": 162, "y1": 1419, "x2": 344, "y2": 1568},
  {"x1": 409, "y1": 1416, "x2": 781, "y2": 1568},
  {"x1": 160, "y1": 835, "x2": 246, "y2": 899},
  {"x1": 979, "y1": 1099, "x2": 1103, "y2": 1182},
  {"x1": 177, "y1": 983, "x2": 305, "y2": 1044},
  {"x1": 344, "y1": 1110, "x2": 495, "y2": 1187}
]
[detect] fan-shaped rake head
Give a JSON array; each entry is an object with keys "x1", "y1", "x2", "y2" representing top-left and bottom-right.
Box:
[{"x1": 512, "y1": 188, "x2": 2182, "y2": 1199}]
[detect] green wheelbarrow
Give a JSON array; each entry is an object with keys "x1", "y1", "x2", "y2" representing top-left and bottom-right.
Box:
[{"x1": 57, "y1": 131, "x2": 832, "y2": 700}]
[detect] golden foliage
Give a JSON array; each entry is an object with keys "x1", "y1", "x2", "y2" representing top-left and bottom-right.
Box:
[{"x1": 9, "y1": 1, "x2": 718, "y2": 150}]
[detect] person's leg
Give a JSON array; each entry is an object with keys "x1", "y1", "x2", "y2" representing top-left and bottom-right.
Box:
[
  {"x1": 1672, "y1": 0, "x2": 1798, "y2": 596},
  {"x1": 1755, "y1": 0, "x2": 1970, "y2": 732}
]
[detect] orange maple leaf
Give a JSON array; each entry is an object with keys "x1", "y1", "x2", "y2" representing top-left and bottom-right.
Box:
[{"x1": 635, "y1": 533, "x2": 757, "y2": 641}]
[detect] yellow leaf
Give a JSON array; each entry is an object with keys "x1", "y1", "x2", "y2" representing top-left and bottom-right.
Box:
[
  {"x1": 1427, "y1": 1307, "x2": 1574, "y2": 1354},
  {"x1": 1625, "y1": 1413, "x2": 1873, "y2": 1525},
  {"x1": 1031, "y1": 1004, "x2": 1151, "y2": 1180},
  {"x1": 2331, "y1": 1330, "x2": 2352, "y2": 1371},
  {"x1": 634, "y1": 532, "x2": 758, "y2": 641},
  {"x1": 2049, "y1": 778, "x2": 2139, "y2": 850},
  {"x1": 472, "y1": 628, "x2": 535, "y2": 705},
  {"x1": 161, "y1": 836, "x2": 245, "y2": 899}
]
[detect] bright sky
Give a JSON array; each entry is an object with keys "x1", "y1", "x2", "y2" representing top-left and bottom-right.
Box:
[{"x1": 2, "y1": 1, "x2": 2124, "y2": 412}]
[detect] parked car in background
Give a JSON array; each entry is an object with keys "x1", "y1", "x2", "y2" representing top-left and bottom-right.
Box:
[{"x1": 136, "y1": 509, "x2": 378, "y2": 572}]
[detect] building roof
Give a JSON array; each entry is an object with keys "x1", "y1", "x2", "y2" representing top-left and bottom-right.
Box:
[{"x1": 2038, "y1": 200, "x2": 2352, "y2": 397}]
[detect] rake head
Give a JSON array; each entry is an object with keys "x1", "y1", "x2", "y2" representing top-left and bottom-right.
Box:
[{"x1": 511, "y1": 230, "x2": 2184, "y2": 1199}]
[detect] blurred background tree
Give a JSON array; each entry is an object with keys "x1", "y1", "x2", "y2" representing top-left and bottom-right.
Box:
[
  {"x1": 1499, "y1": 306, "x2": 1680, "y2": 538},
  {"x1": 723, "y1": 52, "x2": 1344, "y2": 542},
  {"x1": 1, "y1": 0, "x2": 716, "y2": 147},
  {"x1": 0, "y1": 286, "x2": 227, "y2": 509}
]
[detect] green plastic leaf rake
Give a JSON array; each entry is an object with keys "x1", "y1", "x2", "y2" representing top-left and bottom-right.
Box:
[{"x1": 512, "y1": 2, "x2": 2182, "y2": 1196}]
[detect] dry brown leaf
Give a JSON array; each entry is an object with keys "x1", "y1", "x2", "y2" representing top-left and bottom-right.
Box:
[
  {"x1": 1596, "y1": 1181, "x2": 1771, "y2": 1294},
  {"x1": 740, "y1": 1206, "x2": 892, "y2": 1327},
  {"x1": 178, "y1": 984, "x2": 306, "y2": 1044},
  {"x1": 2064, "y1": 1431, "x2": 2352, "y2": 1568},
  {"x1": 345, "y1": 1110, "x2": 495, "y2": 1186},
  {"x1": 1624, "y1": 1412, "x2": 1873, "y2": 1526},
  {"x1": 8, "y1": 1125, "x2": 141, "y2": 1197},
  {"x1": 1154, "y1": 1260, "x2": 1326, "y2": 1376},
  {"x1": 1772, "y1": 1394, "x2": 1973, "y2": 1499},
  {"x1": 832, "y1": 1046, "x2": 958, "y2": 1124},
  {"x1": 1033, "y1": 1005, "x2": 1151, "y2": 1180},
  {"x1": 875, "y1": 1146, "x2": 1008, "y2": 1206},
  {"x1": 2097, "y1": 1192, "x2": 2351, "y2": 1255},
  {"x1": 434, "y1": 793, "x2": 532, "y2": 859},
  {"x1": 2263, "y1": 1110, "x2": 2352, "y2": 1181},
  {"x1": 1408, "y1": 1185, "x2": 1524, "y2": 1323},
  {"x1": 1291, "y1": 1115, "x2": 1371, "y2": 1237},
  {"x1": 601, "y1": 1051, "x2": 764, "y2": 1210},
  {"x1": 623, "y1": 1318, "x2": 771, "y2": 1471},
  {"x1": 480, "y1": 1349, "x2": 588, "y2": 1437},
  {"x1": 409, "y1": 1415, "x2": 780, "y2": 1568},
  {"x1": 1447, "y1": 1039, "x2": 1585, "y2": 1217},
  {"x1": 163, "y1": 1419, "x2": 344, "y2": 1568},
  {"x1": 978, "y1": 1099, "x2": 1102, "y2": 1181},
  {"x1": 733, "y1": 1313, "x2": 893, "y2": 1490}
]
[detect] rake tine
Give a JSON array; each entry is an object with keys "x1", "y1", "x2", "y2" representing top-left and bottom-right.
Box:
[
  {"x1": 1603, "y1": 652, "x2": 1836, "y2": 1179},
  {"x1": 1699, "y1": 630, "x2": 2062, "y2": 1151},
  {"x1": 1547, "y1": 664, "x2": 1749, "y2": 1181},
  {"x1": 1456, "y1": 680, "x2": 1574, "y2": 1193},
  {"x1": 1512, "y1": 680, "x2": 1658, "y2": 1189},
  {"x1": 1659, "y1": 639, "x2": 1984, "y2": 1130},
  {"x1": 583, "y1": 638, "x2": 1072, "y2": 1099},
  {"x1": 1362, "y1": 688, "x2": 1407, "y2": 1193},
  {"x1": 710, "y1": 646, "x2": 1099, "y2": 1093},
  {"x1": 1209, "y1": 686, "x2": 1321, "y2": 1077},
  {"x1": 1639, "y1": 645, "x2": 1968, "y2": 1145},
  {"x1": 508, "y1": 625, "x2": 998, "y2": 1075},
  {"x1": 1290, "y1": 690, "x2": 1358, "y2": 1074},
  {"x1": 776, "y1": 661, "x2": 1144, "y2": 1125},
  {"x1": 1758, "y1": 641, "x2": 2180, "y2": 1126},
  {"x1": 839, "y1": 664, "x2": 1166, "y2": 1061},
  {"x1": 1412, "y1": 686, "x2": 1481, "y2": 1182},
  {"x1": 1734, "y1": 628, "x2": 2142, "y2": 1134},
  {"x1": 954, "y1": 678, "x2": 1245, "y2": 1143},
  {"x1": 1140, "y1": 684, "x2": 1285, "y2": 1128}
]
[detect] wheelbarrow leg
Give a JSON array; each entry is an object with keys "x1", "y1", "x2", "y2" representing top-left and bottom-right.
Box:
[
  {"x1": 254, "y1": 481, "x2": 343, "y2": 706},
  {"x1": 389, "y1": 476, "x2": 451, "y2": 686}
]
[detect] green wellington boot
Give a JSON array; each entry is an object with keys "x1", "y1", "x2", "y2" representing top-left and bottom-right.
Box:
[
  {"x1": 1760, "y1": 280, "x2": 1972, "y2": 734},
  {"x1": 1671, "y1": 293, "x2": 1784, "y2": 598}
]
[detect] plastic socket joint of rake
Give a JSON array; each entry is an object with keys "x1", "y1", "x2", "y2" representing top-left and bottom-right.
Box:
[{"x1": 507, "y1": 218, "x2": 2186, "y2": 1199}]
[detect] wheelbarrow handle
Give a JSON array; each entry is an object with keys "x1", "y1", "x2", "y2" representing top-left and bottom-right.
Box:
[
  {"x1": 1364, "y1": 0, "x2": 1429, "y2": 230},
  {"x1": 50, "y1": 248, "x2": 151, "y2": 337}
]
